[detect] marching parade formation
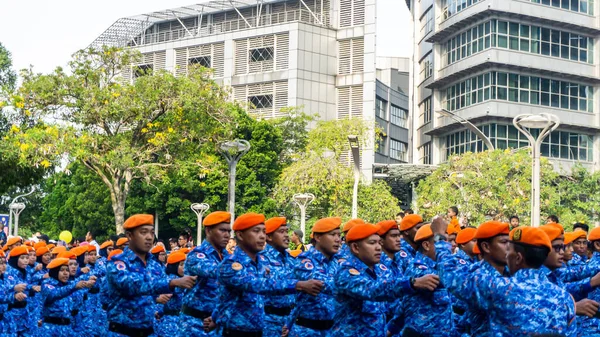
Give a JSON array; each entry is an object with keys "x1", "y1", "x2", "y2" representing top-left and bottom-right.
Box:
[{"x1": 0, "y1": 209, "x2": 599, "y2": 337}]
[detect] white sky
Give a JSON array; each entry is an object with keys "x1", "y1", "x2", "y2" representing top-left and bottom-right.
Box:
[{"x1": 0, "y1": 0, "x2": 412, "y2": 75}]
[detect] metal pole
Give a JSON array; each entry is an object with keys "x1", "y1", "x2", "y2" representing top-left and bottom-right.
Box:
[
  {"x1": 293, "y1": 193, "x2": 315, "y2": 240},
  {"x1": 219, "y1": 140, "x2": 251, "y2": 235},
  {"x1": 228, "y1": 161, "x2": 237, "y2": 223},
  {"x1": 13, "y1": 212, "x2": 19, "y2": 237},
  {"x1": 154, "y1": 210, "x2": 159, "y2": 238},
  {"x1": 439, "y1": 109, "x2": 495, "y2": 151},
  {"x1": 352, "y1": 169, "x2": 359, "y2": 219},
  {"x1": 191, "y1": 203, "x2": 210, "y2": 245},
  {"x1": 7, "y1": 210, "x2": 12, "y2": 240},
  {"x1": 532, "y1": 141, "x2": 541, "y2": 227},
  {"x1": 300, "y1": 205, "x2": 307, "y2": 240}
]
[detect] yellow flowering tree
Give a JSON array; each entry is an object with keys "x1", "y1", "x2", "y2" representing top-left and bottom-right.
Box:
[{"x1": 1, "y1": 47, "x2": 237, "y2": 233}]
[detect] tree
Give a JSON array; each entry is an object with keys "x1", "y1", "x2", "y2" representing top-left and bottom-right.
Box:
[
  {"x1": 1, "y1": 47, "x2": 237, "y2": 233},
  {"x1": 0, "y1": 42, "x2": 16, "y2": 91},
  {"x1": 550, "y1": 165, "x2": 600, "y2": 229},
  {"x1": 267, "y1": 107, "x2": 315, "y2": 166},
  {"x1": 415, "y1": 149, "x2": 561, "y2": 225}
]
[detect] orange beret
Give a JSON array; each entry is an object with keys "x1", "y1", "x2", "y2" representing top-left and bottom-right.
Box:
[
  {"x1": 346, "y1": 223, "x2": 381, "y2": 242},
  {"x1": 265, "y1": 217, "x2": 287, "y2": 234},
  {"x1": 151, "y1": 245, "x2": 165, "y2": 254},
  {"x1": 57, "y1": 251, "x2": 76, "y2": 259},
  {"x1": 312, "y1": 217, "x2": 342, "y2": 234},
  {"x1": 564, "y1": 231, "x2": 586, "y2": 245},
  {"x1": 36, "y1": 246, "x2": 50, "y2": 257},
  {"x1": 123, "y1": 214, "x2": 154, "y2": 230},
  {"x1": 456, "y1": 228, "x2": 477, "y2": 245},
  {"x1": 108, "y1": 249, "x2": 123, "y2": 261},
  {"x1": 100, "y1": 240, "x2": 114, "y2": 249},
  {"x1": 342, "y1": 219, "x2": 365, "y2": 233},
  {"x1": 0, "y1": 250, "x2": 5, "y2": 258},
  {"x1": 547, "y1": 223, "x2": 565, "y2": 235},
  {"x1": 27, "y1": 246, "x2": 36, "y2": 253},
  {"x1": 447, "y1": 218, "x2": 461, "y2": 235},
  {"x1": 400, "y1": 214, "x2": 424, "y2": 231},
  {"x1": 71, "y1": 246, "x2": 87, "y2": 257},
  {"x1": 203, "y1": 211, "x2": 231, "y2": 226},
  {"x1": 510, "y1": 226, "x2": 552, "y2": 250},
  {"x1": 51, "y1": 246, "x2": 67, "y2": 255},
  {"x1": 87, "y1": 245, "x2": 97, "y2": 253},
  {"x1": 288, "y1": 249, "x2": 302, "y2": 258},
  {"x1": 6, "y1": 237, "x2": 22, "y2": 246},
  {"x1": 472, "y1": 244, "x2": 481, "y2": 255},
  {"x1": 116, "y1": 238, "x2": 129, "y2": 246},
  {"x1": 233, "y1": 213, "x2": 266, "y2": 231},
  {"x1": 589, "y1": 227, "x2": 600, "y2": 241},
  {"x1": 167, "y1": 252, "x2": 187, "y2": 265},
  {"x1": 376, "y1": 220, "x2": 398, "y2": 236},
  {"x1": 414, "y1": 224, "x2": 434, "y2": 242},
  {"x1": 9, "y1": 246, "x2": 28, "y2": 257},
  {"x1": 540, "y1": 225, "x2": 563, "y2": 242},
  {"x1": 179, "y1": 248, "x2": 191, "y2": 254},
  {"x1": 46, "y1": 244, "x2": 56, "y2": 250},
  {"x1": 475, "y1": 221, "x2": 510, "y2": 239},
  {"x1": 47, "y1": 258, "x2": 70, "y2": 270},
  {"x1": 1, "y1": 245, "x2": 6, "y2": 251},
  {"x1": 34, "y1": 242, "x2": 46, "y2": 250},
  {"x1": 24, "y1": 240, "x2": 32, "y2": 247}
]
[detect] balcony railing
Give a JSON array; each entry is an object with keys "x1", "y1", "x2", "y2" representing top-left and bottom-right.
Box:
[{"x1": 130, "y1": 9, "x2": 329, "y2": 46}]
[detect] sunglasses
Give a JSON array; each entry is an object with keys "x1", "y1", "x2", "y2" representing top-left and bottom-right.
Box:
[{"x1": 552, "y1": 244, "x2": 565, "y2": 253}]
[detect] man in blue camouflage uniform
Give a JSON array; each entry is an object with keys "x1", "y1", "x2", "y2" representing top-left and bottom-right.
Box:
[
  {"x1": 213, "y1": 213, "x2": 323, "y2": 337},
  {"x1": 263, "y1": 217, "x2": 300, "y2": 337},
  {"x1": 333, "y1": 222, "x2": 439, "y2": 337},
  {"x1": 106, "y1": 214, "x2": 197, "y2": 337},
  {"x1": 179, "y1": 211, "x2": 231, "y2": 337},
  {"x1": 80, "y1": 244, "x2": 108, "y2": 336},
  {"x1": 338, "y1": 219, "x2": 365, "y2": 260},
  {"x1": 433, "y1": 218, "x2": 578, "y2": 336},
  {"x1": 156, "y1": 251, "x2": 187, "y2": 337},
  {"x1": 5, "y1": 245, "x2": 40, "y2": 337},
  {"x1": 0, "y1": 251, "x2": 22, "y2": 336},
  {"x1": 576, "y1": 226, "x2": 600, "y2": 336},
  {"x1": 398, "y1": 214, "x2": 426, "y2": 272},
  {"x1": 290, "y1": 217, "x2": 344, "y2": 337}
]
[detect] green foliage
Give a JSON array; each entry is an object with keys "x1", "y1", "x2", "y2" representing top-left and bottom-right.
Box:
[
  {"x1": 550, "y1": 164, "x2": 600, "y2": 229},
  {"x1": 415, "y1": 149, "x2": 561, "y2": 226},
  {"x1": 267, "y1": 107, "x2": 315, "y2": 165},
  {"x1": 0, "y1": 42, "x2": 16, "y2": 91}
]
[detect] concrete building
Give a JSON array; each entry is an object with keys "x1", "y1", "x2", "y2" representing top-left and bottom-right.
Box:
[
  {"x1": 405, "y1": 0, "x2": 600, "y2": 172},
  {"x1": 92, "y1": 0, "x2": 411, "y2": 181}
]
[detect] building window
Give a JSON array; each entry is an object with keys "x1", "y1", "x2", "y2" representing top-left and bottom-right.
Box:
[
  {"x1": 249, "y1": 95, "x2": 273, "y2": 109},
  {"x1": 420, "y1": 7, "x2": 434, "y2": 37},
  {"x1": 419, "y1": 53, "x2": 433, "y2": 82},
  {"x1": 444, "y1": 71, "x2": 594, "y2": 113},
  {"x1": 444, "y1": 19, "x2": 595, "y2": 66},
  {"x1": 442, "y1": 0, "x2": 483, "y2": 20},
  {"x1": 250, "y1": 47, "x2": 274, "y2": 62},
  {"x1": 420, "y1": 98, "x2": 432, "y2": 126},
  {"x1": 445, "y1": 123, "x2": 594, "y2": 161},
  {"x1": 133, "y1": 64, "x2": 153, "y2": 78},
  {"x1": 390, "y1": 139, "x2": 408, "y2": 162},
  {"x1": 376, "y1": 97, "x2": 387, "y2": 119},
  {"x1": 189, "y1": 56, "x2": 211, "y2": 68},
  {"x1": 390, "y1": 105, "x2": 408, "y2": 128},
  {"x1": 421, "y1": 142, "x2": 432, "y2": 165},
  {"x1": 528, "y1": 0, "x2": 594, "y2": 15}
]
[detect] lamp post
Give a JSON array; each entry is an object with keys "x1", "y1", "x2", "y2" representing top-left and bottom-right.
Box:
[
  {"x1": 348, "y1": 135, "x2": 360, "y2": 219},
  {"x1": 293, "y1": 193, "x2": 315, "y2": 240},
  {"x1": 438, "y1": 109, "x2": 495, "y2": 151},
  {"x1": 513, "y1": 113, "x2": 560, "y2": 227},
  {"x1": 219, "y1": 139, "x2": 251, "y2": 226},
  {"x1": 190, "y1": 203, "x2": 210, "y2": 244},
  {"x1": 8, "y1": 188, "x2": 35, "y2": 236}
]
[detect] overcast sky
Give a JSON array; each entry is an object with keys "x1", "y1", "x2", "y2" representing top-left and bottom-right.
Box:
[{"x1": 0, "y1": 0, "x2": 412, "y2": 75}]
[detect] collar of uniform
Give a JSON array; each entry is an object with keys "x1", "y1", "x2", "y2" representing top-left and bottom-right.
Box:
[
  {"x1": 539, "y1": 264, "x2": 553, "y2": 278},
  {"x1": 346, "y1": 253, "x2": 376, "y2": 278},
  {"x1": 263, "y1": 243, "x2": 285, "y2": 261},
  {"x1": 401, "y1": 239, "x2": 416, "y2": 257},
  {"x1": 198, "y1": 240, "x2": 225, "y2": 258},
  {"x1": 512, "y1": 267, "x2": 546, "y2": 282},
  {"x1": 456, "y1": 249, "x2": 475, "y2": 264},
  {"x1": 379, "y1": 251, "x2": 397, "y2": 268},
  {"x1": 232, "y1": 245, "x2": 258, "y2": 266},
  {"x1": 414, "y1": 251, "x2": 436, "y2": 268},
  {"x1": 122, "y1": 246, "x2": 150, "y2": 264}
]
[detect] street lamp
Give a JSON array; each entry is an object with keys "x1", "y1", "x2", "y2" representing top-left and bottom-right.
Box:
[
  {"x1": 513, "y1": 113, "x2": 560, "y2": 227},
  {"x1": 8, "y1": 188, "x2": 35, "y2": 236},
  {"x1": 438, "y1": 109, "x2": 495, "y2": 151},
  {"x1": 293, "y1": 193, "x2": 315, "y2": 240},
  {"x1": 219, "y1": 139, "x2": 251, "y2": 227},
  {"x1": 348, "y1": 135, "x2": 360, "y2": 219},
  {"x1": 190, "y1": 203, "x2": 210, "y2": 244}
]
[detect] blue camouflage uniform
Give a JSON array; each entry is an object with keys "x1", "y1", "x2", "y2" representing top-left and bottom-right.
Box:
[
  {"x1": 398, "y1": 251, "x2": 456, "y2": 337},
  {"x1": 179, "y1": 240, "x2": 228, "y2": 336},
  {"x1": 0, "y1": 274, "x2": 17, "y2": 336},
  {"x1": 106, "y1": 247, "x2": 171, "y2": 336},
  {"x1": 155, "y1": 273, "x2": 185, "y2": 337},
  {"x1": 379, "y1": 251, "x2": 411, "y2": 328},
  {"x1": 81, "y1": 262, "x2": 107, "y2": 336},
  {"x1": 436, "y1": 241, "x2": 577, "y2": 336},
  {"x1": 289, "y1": 248, "x2": 342, "y2": 337},
  {"x1": 214, "y1": 246, "x2": 299, "y2": 336},
  {"x1": 39, "y1": 277, "x2": 81, "y2": 337},
  {"x1": 338, "y1": 244, "x2": 350, "y2": 260},
  {"x1": 542, "y1": 265, "x2": 595, "y2": 301},
  {"x1": 331, "y1": 254, "x2": 414, "y2": 337},
  {"x1": 5, "y1": 264, "x2": 35, "y2": 336},
  {"x1": 577, "y1": 251, "x2": 600, "y2": 336},
  {"x1": 398, "y1": 240, "x2": 417, "y2": 272},
  {"x1": 30, "y1": 265, "x2": 48, "y2": 329},
  {"x1": 262, "y1": 244, "x2": 298, "y2": 337}
]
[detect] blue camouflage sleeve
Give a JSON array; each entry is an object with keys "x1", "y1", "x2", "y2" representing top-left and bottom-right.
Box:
[
  {"x1": 218, "y1": 259, "x2": 297, "y2": 295},
  {"x1": 42, "y1": 282, "x2": 78, "y2": 303},
  {"x1": 334, "y1": 264, "x2": 411, "y2": 301},
  {"x1": 106, "y1": 259, "x2": 170, "y2": 296}
]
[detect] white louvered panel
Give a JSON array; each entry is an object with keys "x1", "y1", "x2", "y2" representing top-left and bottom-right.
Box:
[
  {"x1": 350, "y1": 85, "x2": 363, "y2": 118},
  {"x1": 174, "y1": 48, "x2": 188, "y2": 76},
  {"x1": 153, "y1": 51, "x2": 166, "y2": 70},
  {"x1": 338, "y1": 40, "x2": 351, "y2": 74},
  {"x1": 351, "y1": 38, "x2": 364, "y2": 73},
  {"x1": 276, "y1": 33, "x2": 289, "y2": 70},
  {"x1": 249, "y1": 36, "x2": 263, "y2": 48},
  {"x1": 233, "y1": 85, "x2": 247, "y2": 103},
  {"x1": 339, "y1": 150, "x2": 350, "y2": 166},
  {"x1": 274, "y1": 81, "x2": 288, "y2": 117},
  {"x1": 340, "y1": 0, "x2": 352, "y2": 27},
  {"x1": 235, "y1": 39, "x2": 248, "y2": 75},
  {"x1": 337, "y1": 87, "x2": 350, "y2": 119},
  {"x1": 272, "y1": 2, "x2": 286, "y2": 14},
  {"x1": 213, "y1": 42, "x2": 225, "y2": 77},
  {"x1": 120, "y1": 67, "x2": 132, "y2": 84},
  {"x1": 323, "y1": 0, "x2": 331, "y2": 25},
  {"x1": 141, "y1": 53, "x2": 155, "y2": 65},
  {"x1": 353, "y1": 0, "x2": 365, "y2": 25},
  {"x1": 213, "y1": 12, "x2": 225, "y2": 24}
]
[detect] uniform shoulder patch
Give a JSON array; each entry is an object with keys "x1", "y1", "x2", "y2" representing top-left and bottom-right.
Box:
[
  {"x1": 379, "y1": 264, "x2": 388, "y2": 271},
  {"x1": 513, "y1": 229, "x2": 522, "y2": 242},
  {"x1": 458, "y1": 259, "x2": 467, "y2": 265},
  {"x1": 303, "y1": 261, "x2": 314, "y2": 270},
  {"x1": 399, "y1": 251, "x2": 408, "y2": 258},
  {"x1": 231, "y1": 262, "x2": 243, "y2": 271},
  {"x1": 7, "y1": 275, "x2": 13, "y2": 280},
  {"x1": 115, "y1": 261, "x2": 126, "y2": 271},
  {"x1": 196, "y1": 252, "x2": 206, "y2": 259},
  {"x1": 46, "y1": 284, "x2": 54, "y2": 289},
  {"x1": 301, "y1": 258, "x2": 311, "y2": 264},
  {"x1": 348, "y1": 268, "x2": 360, "y2": 276},
  {"x1": 337, "y1": 258, "x2": 346, "y2": 263},
  {"x1": 417, "y1": 265, "x2": 428, "y2": 270}
]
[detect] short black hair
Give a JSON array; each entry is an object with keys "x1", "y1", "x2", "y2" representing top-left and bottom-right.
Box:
[
  {"x1": 512, "y1": 243, "x2": 549, "y2": 268},
  {"x1": 547, "y1": 215, "x2": 559, "y2": 223},
  {"x1": 109, "y1": 235, "x2": 119, "y2": 242},
  {"x1": 573, "y1": 223, "x2": 589, "y2": 233},
  {"x1": 396, "y1": 212, "x2": 405, "y2": 217},
  {"x1": 476, "y1": 238, "x2": 492, "y2": 256},
  {"x1": 87, "y1": 230, "x2": 98, "y2": 239},
  {"x1": 404, "y1": 209, "x2": 414, "y2": 215},
  {"x1": 509, "y1": 216, "x2": 519, "y2": 222},
  {"x1": 449, "y1": 206, "x2": 459, "y2": 216}
]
